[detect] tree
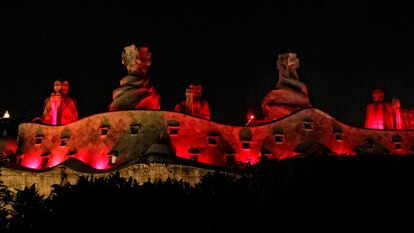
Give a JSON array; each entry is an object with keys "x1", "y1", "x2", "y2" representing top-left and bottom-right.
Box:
[
  {"x1": 9, "y1": 184, "x2": 49, "y2": 231},
  {"x1": 0, "y1": 180, "x2": 12, "y2": 230}
]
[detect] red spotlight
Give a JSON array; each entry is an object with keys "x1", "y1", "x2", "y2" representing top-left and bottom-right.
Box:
[{"x1": 246, "y1": 112, "x2": 256, "y2": 126}]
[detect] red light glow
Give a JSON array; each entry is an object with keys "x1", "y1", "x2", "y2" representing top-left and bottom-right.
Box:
[{"x1": 21, "y1": 156, "x2": 41, "y2": 169}]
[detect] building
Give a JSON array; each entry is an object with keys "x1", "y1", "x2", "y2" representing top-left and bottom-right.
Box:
[{"x1": 1, "y1": 47, "x2": 414, "y2": 193}]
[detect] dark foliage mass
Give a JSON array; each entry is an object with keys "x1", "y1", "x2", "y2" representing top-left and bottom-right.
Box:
[{"x1": 1, "y1": 154, "x2": 414, "y2": 232}]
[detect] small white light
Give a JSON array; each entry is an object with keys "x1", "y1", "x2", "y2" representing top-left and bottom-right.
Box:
[
  {"x1": 111, "y1": 155, "x2": 116, "y2": 164},
  {"x1": 3, "y1": 110, "x2": 10, "y2": 119}
]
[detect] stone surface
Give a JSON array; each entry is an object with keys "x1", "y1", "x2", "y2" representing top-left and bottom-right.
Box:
[
  {"x1": 109, "y1": 75, "x2": 160, "y2": 111},
  {"x1": 11, "y1": 108, "x2": 414, "y2": 173},
  {"x1": 365, "y1": 102, "x2": 394, "y2": 129},
  {"x1": 393, "y1": 97, "x2": 414, "y2": 129},
  {"x1": 6, "y1": 50, "x2": 414, "y2": 195},
  {"x1": 0, "y1": 163, "x2": 213, "y2": 195},
  {"x1": 365, "y1": 89, "x2": 393, "y2": 129},
  {"x1": 5, "y1": 107, "x2": 414, "y2": 194},
  {"x1": 175, "y1": 84, "x2": 210, "y2": 120},
  {"x1": 261, "y1": 53, "x2": 311, "y2": 120},
  {"x1": 121, "y1": 44, "x2": 151, "y2": 75},
  {"x1": 364, "y1": 89, "x2": 414, "y2": 130},
  {"x1": 35, "y1": 80, "x2": 78, "y2": 125},
  {"x1": 109, "y1": 45, "x2": 160, "y2": 111}
]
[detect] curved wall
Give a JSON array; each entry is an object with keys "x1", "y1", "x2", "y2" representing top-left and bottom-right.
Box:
[{"x1": 15, "y1": 108, "x2": 414, "y2": 170}]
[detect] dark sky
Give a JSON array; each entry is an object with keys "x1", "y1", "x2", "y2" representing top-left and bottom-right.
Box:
[{"x1": 1, "y1": 3, "x2": 413, "y2": 126}]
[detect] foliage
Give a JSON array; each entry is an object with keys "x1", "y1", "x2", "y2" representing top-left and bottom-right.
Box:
[
  {"x1": 0, "y1": 181, "x2": 12, "y2": 230},
  {"x1": 1, "y1": 154, "x2": 414, "y2": 232},
  {"x1": 8, "y1": 184, "x2": 48, "y2": 232}
]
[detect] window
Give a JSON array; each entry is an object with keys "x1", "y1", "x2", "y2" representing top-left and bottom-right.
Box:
[
  {"x1": 302, "y1": 117, "x2": 313, "y2": 130},
  {"x1": 167, "y1": 120, "x2": 180, "y2": 136},
  {"x1": 274, "y1": 134, "x2": 285, "y2": 144},
  {"x1": 303, "y1": 121, "x2": 313, "y2": 130},
  {"x1": 130, "y1": 124, "x2": 141, "y2": 135},
  {"x1": 109, "y1": 155, "x2": 117, "y2": 164},
  {"x1": 334, "y1": 132, "x2": 343, "y2": 142},
  {"x1": 100, "y1": 126, "x2": 109, "y2": 136},
  {"x1": 241, "y1": 141, "x2": 251, "y2": 149},
  {"x1": 273, "y1": 126, "x2": 285, "y2": 144},
  {"x1": 60, "y1": 137, "x2": 69, "y2": 147},
  {"x1": 207, "y1": 133, "x2": 220, "y2": 145},
  {"x1": 208, "y1": 136, "x2": 219, "y2": 145},
  {"x1": 34, "y1": 135, "x2": 44, "y2": 145},
  {"x1": 107, "y1": 151, "x2": 118, "y2": 165},
  {"x1": 333, "y1": 124, "x2": 344, "y2": 142},
  {"x1": 168, "y1": 126, "x2": 180, "y2": 136},
  {"x1": 392, "y1": 135, "x2": 403, "y2": 150}
]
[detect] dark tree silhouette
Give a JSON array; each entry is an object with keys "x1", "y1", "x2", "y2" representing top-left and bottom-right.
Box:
[
  {"x1": 8, "y1": 184, "x2": 49, "y2": 232},
  {"x1": 2, "y1": 155, "x2": 414, "y2": 232},
  {"x1": 0, "y1": 181, "x2": 12, "y2": 230}
]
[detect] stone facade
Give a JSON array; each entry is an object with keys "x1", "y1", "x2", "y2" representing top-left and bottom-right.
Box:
[
  {"x1": 34, "y1": 80, "x2": 78, "y2": 125},
  {"x1": 109, "y1": 44, "x2": 160, "y2": 111},
  {"x1": 3, "y1": 49, "x2": 414, "y2": 194},
  {"x1": 3, "y1": 107, "x2": 414, "y2": 194},
  {"x1": 261, "y1": 53, "x2": 312, "y2": 120},
  {"x1": 365, "y1": 89, "x2": 414, "y2": 130},
  {"x1": 7, "y1": 108, "x2": 414, "y2": 173},
  {"x1": 175, "y1": 84, "x2": 210, "y2": 120},
  {"x1": 0, "y1": 163, "x2": 213, "y2": 195}
]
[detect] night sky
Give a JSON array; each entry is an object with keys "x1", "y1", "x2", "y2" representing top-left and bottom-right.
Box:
[{"x1": 1, "y1": 3, "x2": 413, "y2": 126}]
